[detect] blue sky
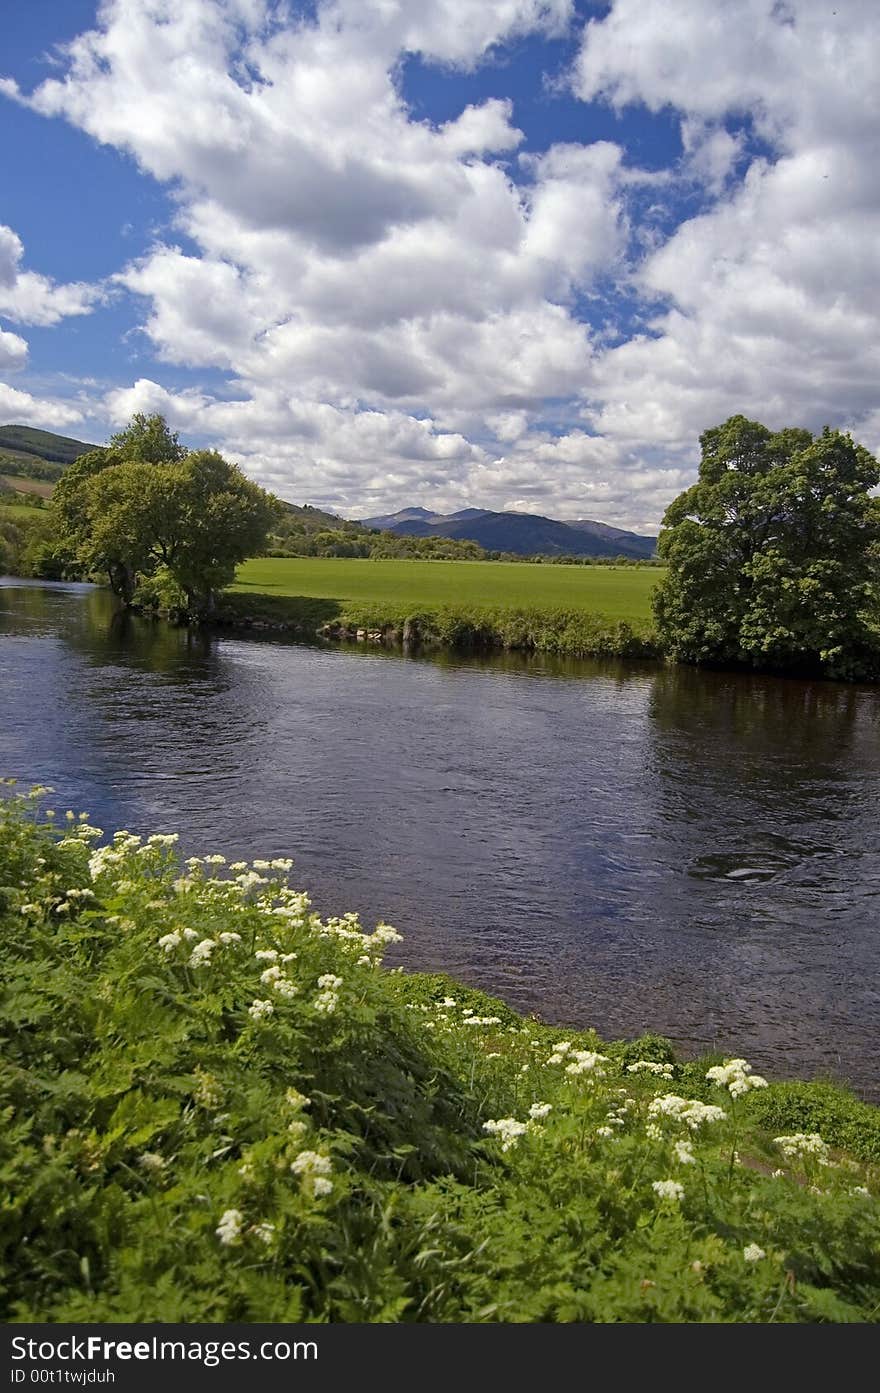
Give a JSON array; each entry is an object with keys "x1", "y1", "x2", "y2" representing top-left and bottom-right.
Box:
[{"x1": 1, "y1": 1, "x2": 877, "y2": 530}]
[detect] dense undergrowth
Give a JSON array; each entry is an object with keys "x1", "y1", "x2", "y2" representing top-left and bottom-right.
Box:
[{"x1": 2, "y1": 785, "x2": 878, "y2": 1323}]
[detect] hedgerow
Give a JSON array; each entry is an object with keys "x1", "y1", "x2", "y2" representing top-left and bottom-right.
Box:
[{"x1": 1, "y1": 784, "x2": 877, "y2": 1323}]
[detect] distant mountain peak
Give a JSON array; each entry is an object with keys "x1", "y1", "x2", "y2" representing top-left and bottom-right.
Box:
[{"x1": 357, "y1": 504, "x2": 657, "y2": 558}]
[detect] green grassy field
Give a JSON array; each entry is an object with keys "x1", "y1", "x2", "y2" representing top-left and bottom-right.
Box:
[
  {"x1": 234, "y1": 557, "x2": 661, "y2": 622},
  {"x1": 0, "y1": 501, "x2": 46, "y2": 523}
]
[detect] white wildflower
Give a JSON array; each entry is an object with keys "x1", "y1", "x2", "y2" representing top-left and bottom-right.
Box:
[
  {"x1": 273, "y1": 977, "x2": 298, "y2": 998},
  {"x1": 652, "y1": 1179, "x2": 685, "y2": 1202},
  {"x1": 260, "y1": 964, "x2": 282, "y2": 984},
  {"x1": 255, "y1": 949, "x2": 278, "y2": 962},
  {"x1": 371, "y1": 922, "x2": 403, "y2": 945},
  {"x1": 218, "y1": 931, "x2": 241, "y2": 945},
  {"x1": 271, "y1": 858, "x2": 294, "y2": 872},
  {"x1": 596, "y1": 1126, "x2": 614, "y2": 1138},
  {"x1": 706, "y1": 1058, "x2": 769, "y2": 1098},
  {"x1": 648, "y1": 1095, "x2": 727, "y2": 1132},
  {"x1": 565, "y1": 1050, "x2": 609, "y2": 1077},
  {"x1": 743, "y1": 1244, "x2": 766, "y2": 1263},
  {"x1": 627, "y1": 1061, "x2": 674, "y2": 1077},
  {"x1": 317, "y1": 974, "x2": 342, "y2": 990},
  {"x1": 528, "y1": 1102, "x2": 552, "y2": 1120},
  {"x1": 313, "y1": 990, "x2": 339, "y2": 1015},
  {"x1": 138, "y1": 1152, "x2": 166, "y2": 1174},
  {"x1": 291, "y1": 1150, "x2": 333, "y2": 1197},
  {"x1": 482, "y1": 1118, "x2": 529, "y2": 1152},
  {"x1": 250, "y1": 1222, "x2": 275, "y2": 1245},
  {"x1": 773, "y1": 1132, "x2": 831, "y2": 1165},
  {"x1": 236, "y1": 871, "x2": 268, "y2": 892},
  {"x1": 189, "y1": 938, "x2": 215, "y2": 968},
  {"x1": 158, "y1": 930, "x2": 182, "y2": 953},
  {"x1": 216, "y1": 1209, "x2": 244, "y2": 1245},
  {"x1": 673, "y1": 1140, "x2": 696, "y2": 1166},
  {"x1": 248, "y1": 999, "x2": 274, "y2": 1021}
]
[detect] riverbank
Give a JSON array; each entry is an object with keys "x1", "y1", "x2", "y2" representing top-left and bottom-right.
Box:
[
  {"x1": 214, "y1": 588, "x2": 661, "y2": 659},
  {"x1": 4, "y1": 788, "x2": 879, "y2": 1323}
]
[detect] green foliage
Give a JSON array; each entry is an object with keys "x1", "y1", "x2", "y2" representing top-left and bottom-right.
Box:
[
  {"x1": 0, "y1": 508, "x2": 78, "y2": 580},
  {"x1": 743, "y1": 1082, "x2": 880, "y2": 1164},
  {"x1": 52, "y1": 415, "x2": 277, "y2": 613},
  {"x1": 337, "y1": 604, "x2": 658, "y2": 658},
  {"x1": 654, "y1": 416, "x2": 880, "y2": 679},
  {"x1": 1, "y1": 788, "x2": 878, "y2": 1323},
  {"x1": 108, "y1": 412, "x2": 187, "y2": 465}
]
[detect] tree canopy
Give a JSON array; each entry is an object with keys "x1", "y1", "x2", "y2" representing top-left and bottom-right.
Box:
[
  {"x1": 54, "y1": 414, "x2": 277, "y2": 614},
  {"x1": 652, "y1": 415, "x2": 880, "y2": 680}
]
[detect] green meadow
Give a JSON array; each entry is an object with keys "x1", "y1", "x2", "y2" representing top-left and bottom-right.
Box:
[
  {"x1": 233, "y1": 557, "x2": 661, "y2": 622},
  {"x1": 0, "y1": 501, "x2": 46, "y2": 523}
]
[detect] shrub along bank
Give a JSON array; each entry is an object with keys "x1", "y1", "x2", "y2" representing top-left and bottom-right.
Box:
[
  {"x1": 2, "y1": 785, "x2": 878, "y2": 1323},
  {"x1": 214, "y1": 591, "x2": 660, "y2": 659}
]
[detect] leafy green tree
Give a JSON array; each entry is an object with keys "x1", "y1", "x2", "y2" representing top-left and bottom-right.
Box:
[
  {"x1": 53, "y1": 415, "x2": 277, "y2": 614},
  {"x1": 108, "y1": 411, "x2": 187, "y2": 464},
  {"x1": 653, "y1": 415, "x2": 880, "y2": 679}
]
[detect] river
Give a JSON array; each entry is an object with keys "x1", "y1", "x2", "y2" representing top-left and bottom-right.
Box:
[{"x1": 2, "y1": 577, "x2": 878, "y2": 1098}]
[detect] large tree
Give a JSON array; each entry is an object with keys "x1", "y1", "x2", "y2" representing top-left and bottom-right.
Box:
[
  {"x1": 54, "y1": 414, "x2": 277, "y2": 614},
  {"x1": 653, "y1": 415, "x2": 880, "y2": 680}
]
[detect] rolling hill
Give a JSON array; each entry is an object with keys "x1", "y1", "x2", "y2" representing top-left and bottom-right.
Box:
[
  {"x1": 360, "y1": 507, "x2": 657, "y2": 559},
  {"x1": 0, "y1": 424, "x2": 97, "y2": 466}
]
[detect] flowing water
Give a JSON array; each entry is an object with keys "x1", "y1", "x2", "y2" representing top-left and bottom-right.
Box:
[{"x1": 2, "y1": 578, "x2": 878, "y2": 1097}]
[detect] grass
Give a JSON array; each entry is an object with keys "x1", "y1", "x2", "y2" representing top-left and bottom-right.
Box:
[
  {"x1": 0, "y1": 501, "x2": 47, "y2": 522},
  {"x1": 234, "y1": 557, "x2": 661, "y2": 622}
]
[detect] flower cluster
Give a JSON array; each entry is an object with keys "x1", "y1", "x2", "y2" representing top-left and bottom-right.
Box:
[
  {"x1": 652, "y1": 1179, "x2": 685, "y2": 1203},
  {"x1": 553, "y1": 1047, "x2": 609, "y2": 1077},
  {"x1": 483, "y1": 1118, "x2": 530, "y2": 1151},
  {"x1": 290, "y1": 1150, "x2": 333, "y2": 1197},
  {"x1": 627, "y1": 1060, "x2": 674, "y2": 1078},
  {"x1": 313, "y1": 973, "x2": 342, "y2": 1015},
  {"x1": 705, "y1": 1058, "x2": 769, "y2": 1098},
  {"x1": 648, "y1": 1095, "x2": 727, "y2": 1132},
  {"x1": 773, "y1": 1132, "x2": 832, "y2": 1165},
  {"x1": 216, "y1": 1209, "x2": 244, "y2": 1246}
]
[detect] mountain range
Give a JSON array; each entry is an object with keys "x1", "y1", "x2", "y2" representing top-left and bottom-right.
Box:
[
  {"x1": 360, "y1": 507, "x2": 657, "y2": 559},
  {"x1": 1, "y1": 425, "x2": 658, "y2": 558}
]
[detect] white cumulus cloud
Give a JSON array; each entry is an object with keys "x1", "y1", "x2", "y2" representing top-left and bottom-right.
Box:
[{"x1": 1, "y1": 0, "x2": 878, "y2": 527}]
